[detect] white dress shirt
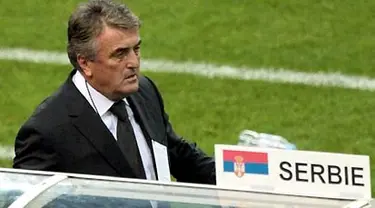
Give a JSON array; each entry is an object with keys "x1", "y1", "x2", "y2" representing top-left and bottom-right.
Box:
[{"x1": 72, "y1": 70, "x2": 156, "y2": 181}]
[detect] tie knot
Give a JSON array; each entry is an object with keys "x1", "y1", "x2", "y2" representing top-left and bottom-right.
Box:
[{"x1": 109, "y1": 100, "x2": 128, "y2": 121}]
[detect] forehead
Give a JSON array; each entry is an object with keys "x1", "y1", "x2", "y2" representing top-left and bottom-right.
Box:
[{"x1": 96, "y1": 25, "x2": 140, "y2": 51}]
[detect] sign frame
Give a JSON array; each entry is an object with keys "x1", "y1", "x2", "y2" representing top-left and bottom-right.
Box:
[{"x1": 215, "y1": 144, "x2": 372, "y2": 200}]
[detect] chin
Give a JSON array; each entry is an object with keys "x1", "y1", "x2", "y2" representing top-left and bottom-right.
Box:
[{"x1": 124, "y1": 83, "x2": 139, "y2": 94}]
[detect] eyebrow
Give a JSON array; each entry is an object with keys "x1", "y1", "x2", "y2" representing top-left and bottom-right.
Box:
[
  {"x1": 110, "y1": 39, "x2": 142, "y2": 56},
  {"x1": 135, "y1": 39, "x2": 142, "y2": 46}
]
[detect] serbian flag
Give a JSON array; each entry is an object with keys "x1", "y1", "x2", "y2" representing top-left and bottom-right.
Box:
[{"x1": 223, "y1": 150, "x2": 269, "y2": 176}]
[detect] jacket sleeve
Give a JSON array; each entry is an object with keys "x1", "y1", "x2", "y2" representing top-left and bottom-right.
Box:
[
  {"x1": 145, "y1": 77, "x2": 216, "y2": 185},
  {"x1": 13, "y1": 123, "x2": 59, "y2": 171}
]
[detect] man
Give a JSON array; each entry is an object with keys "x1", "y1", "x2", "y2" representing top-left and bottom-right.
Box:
[{"x1": 13, "y1": 0, "x2": 216, "y2": 186}]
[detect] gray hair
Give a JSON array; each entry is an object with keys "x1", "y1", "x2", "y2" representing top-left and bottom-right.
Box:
[{"x1": 67, "y1": 0, "x2": 141, "y2": 70}]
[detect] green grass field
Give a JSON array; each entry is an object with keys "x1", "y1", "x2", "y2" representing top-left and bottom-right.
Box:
[{"x1": 1, "y1": 0, "x2": 375, "y2": 196}]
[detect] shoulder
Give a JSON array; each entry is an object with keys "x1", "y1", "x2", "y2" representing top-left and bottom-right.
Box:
[
  {"x1": 21, "y1": 82, "x2": 70, "y2": 131},
  {"x1": 137, "y1": 75, "x2": 163, "y2": 98},
  {"x1": 138, "y1": 75, "x2": 159, "y2": 91},
  {"x1": 135, "y1": 74, "x2": 166, "y2": 111}
]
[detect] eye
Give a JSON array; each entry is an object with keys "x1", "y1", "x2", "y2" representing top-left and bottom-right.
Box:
[
  {"x1": 134, "y1": 46, "x2": 140, "y2": 55},
  {"x1": 116, "y1": 49, "x2": 130, "y2": 57}
]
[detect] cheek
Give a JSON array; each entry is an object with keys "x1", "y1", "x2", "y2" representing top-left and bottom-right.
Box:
[
  {"x1": 106, "y1": 60, "x2": 125, "y2": 74},
  {"x1": 92, "y1": 63, "x2": 121, "y2": 84},
  {"x1": 110, "y1": 64, "x2": 128, "y2": 84}
]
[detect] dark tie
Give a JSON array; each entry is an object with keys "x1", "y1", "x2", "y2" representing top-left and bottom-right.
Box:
[{"x1": 109, "y1": 100, "x2": 146, "y2": 179}]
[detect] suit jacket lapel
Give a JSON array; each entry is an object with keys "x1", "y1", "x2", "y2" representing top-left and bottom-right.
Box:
[
  {"x1": 128, "y1": 93, "x2": 157, "y2": 148},
  {"x1": 63, "y1": 70, "x2": 138, "y2": 178}
]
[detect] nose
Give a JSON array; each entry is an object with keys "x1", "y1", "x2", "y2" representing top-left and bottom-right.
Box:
[{"x1": 125, "y1": 49, "x2": 139, "y2": 70}]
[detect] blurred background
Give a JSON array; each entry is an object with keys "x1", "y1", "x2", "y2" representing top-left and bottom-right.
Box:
[{"x1": 0, "y1": 0, "x2": 374, "y2": 194}]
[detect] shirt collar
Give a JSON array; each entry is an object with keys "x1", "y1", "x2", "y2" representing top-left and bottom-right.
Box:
[{"x1": 72, "y1": 70, "x2": 129, "y2": 117}]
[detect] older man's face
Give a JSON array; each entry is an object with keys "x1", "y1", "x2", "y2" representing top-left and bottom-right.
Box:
[{"x1": 80, "y1": 25, "x2": 142, "y2": 101}]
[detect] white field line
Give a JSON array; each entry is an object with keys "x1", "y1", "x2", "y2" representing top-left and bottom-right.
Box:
[
  {"x1": 0, "y1": 47, "x2": 375, "y2": 160},
  {"x1": 1, "y1": 47, "x2": 375, "y2": 91}
]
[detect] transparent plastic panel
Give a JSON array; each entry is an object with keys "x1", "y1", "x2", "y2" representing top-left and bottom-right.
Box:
[
  {"x1": 0, "y1": 171, "x2": 50, "y2": 207},
  {"x1": 25, "y1": 176, "x2": 357, "y2": 208},
  {"x1": 26, "y1": 177, "x2": 226, "y2": 208},
  {"x1": 0, "y1": 168, "x2": 370, "y2": 208}
]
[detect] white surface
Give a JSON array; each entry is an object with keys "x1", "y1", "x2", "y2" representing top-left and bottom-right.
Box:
[{"x1": 152, "y1": 140, "x2": 171, "y2": 182}]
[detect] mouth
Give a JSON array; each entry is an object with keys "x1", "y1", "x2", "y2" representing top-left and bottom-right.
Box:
[{"x1": 125, "y1": 74, "x2": 137, "y2": 81}]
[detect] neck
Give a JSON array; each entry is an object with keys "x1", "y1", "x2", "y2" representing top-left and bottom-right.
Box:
[{"x1": 85, "y1": 79, "x2": 126, "y2": 102}]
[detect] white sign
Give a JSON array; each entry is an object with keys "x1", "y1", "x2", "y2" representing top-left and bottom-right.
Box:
[
  {"x1": 152, "y1": 140, "x2": 171, "y2": 182},
  {"x1": 215, "y1": 144, "x2": 372, "y2": 200}
]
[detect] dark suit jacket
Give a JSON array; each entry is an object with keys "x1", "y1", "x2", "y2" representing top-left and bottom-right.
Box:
[{"x1": 13, "y1": 69, "x2": 216, "y2": 185}]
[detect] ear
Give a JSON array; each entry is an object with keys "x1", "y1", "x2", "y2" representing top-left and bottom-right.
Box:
[{"x1": 77, "y1": 54, "x2": 93, "y2": 77}]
